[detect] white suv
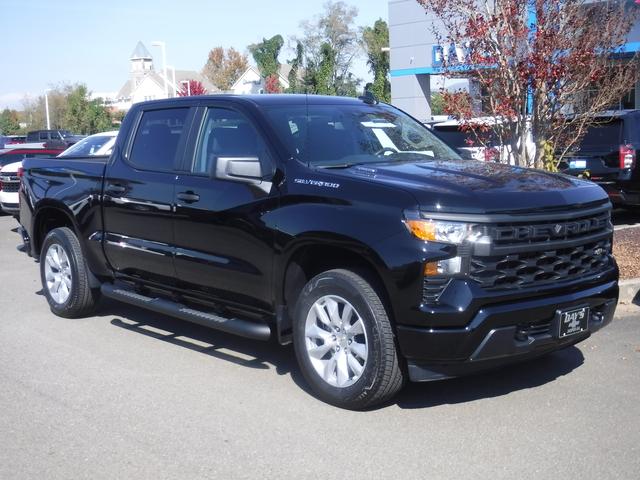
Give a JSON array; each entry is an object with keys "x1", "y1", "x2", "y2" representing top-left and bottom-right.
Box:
[{"x1": 0, "y1": 161, "x2": 21, "y2": 216}]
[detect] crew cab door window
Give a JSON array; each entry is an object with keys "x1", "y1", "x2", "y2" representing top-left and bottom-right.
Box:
[
  {"x1": 191, "y1": 108, "x2": 271, "y2": 175},
  {"x1": 128, "y1": 108, "x2": 189, "y2": 172}
]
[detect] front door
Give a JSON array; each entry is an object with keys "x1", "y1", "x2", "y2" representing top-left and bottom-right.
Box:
[{"x1": 172, "y1": 106, "x2": 278, "y2": 313}]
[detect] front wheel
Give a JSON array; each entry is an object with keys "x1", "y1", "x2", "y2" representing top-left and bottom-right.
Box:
[
  {"x1": 293, "y1": 269, "x2": 405, "y2": 409},
  {"x1": 40, "y1": 227, "x2": 99, "y2": 318}
]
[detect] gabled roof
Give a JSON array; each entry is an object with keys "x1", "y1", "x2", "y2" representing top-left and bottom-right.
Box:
[
  {"x1": 117, "y1": 70, "x2": 219, "y2": 100},
  {"x1": 230, "y1": 64, "x2": 293, "y2": 91},
  {"x1": 130, "y1": 41, "x2": 152, "y2": 60}
]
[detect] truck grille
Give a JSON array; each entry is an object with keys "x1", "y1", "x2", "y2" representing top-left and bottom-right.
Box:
[
  {"x1": 0, "y1": 181, "x2": 19, "y2": 193},
  {"x1": 469, "y1": 238, "x2": 612, "y2": 290},
  {"x1": 475, "y1": 210, "x2": 611, "y2": 246}
]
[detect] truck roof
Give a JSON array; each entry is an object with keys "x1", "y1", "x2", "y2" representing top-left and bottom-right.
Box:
[{"x1": 134, "y1": 94, "x2": 372, "y2": 109}]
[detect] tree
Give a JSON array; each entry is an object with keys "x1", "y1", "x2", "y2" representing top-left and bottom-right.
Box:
[
  {"x1": 430, "y1": 92, "x2": 445, "y2": 116},
  {"x1": 295, "y1": 1, "x2": 361, "y2": 96},
  {"x1": 177, "y1": 80, "x2": 207, "y2": 96},
  {"x1": 287, "y1": 41, "x2": 305, "y2": 93},
  {"x1": 20, "y1": 83, "x2": 115, "y2": 134},
  {"x1": 418, "y1": 0, "x2": 640, "y2": 170},
  {"x1": 64, "y1": 84, "x2": 112, "y2": 134},
  {"x1": 305, "y1": 42, "x2": 337, "y2": 95},
  {"x1": 249, "y1": 35, "x2": 284, "y2": 78},
  {"x1": 203, "y1": 47, "x2": 249, "y2": 91},
  {"x1": 0, "y1": 109, "x2": 20, "y2": 135},
  {"x1": 264, "y1": 75, "x2": 282, "y2": 94},
  {"x1": 361, "y1": 19, "x2": 391, "y2": 102}
]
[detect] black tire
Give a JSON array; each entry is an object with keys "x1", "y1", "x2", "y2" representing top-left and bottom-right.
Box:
[
  {"x1": 293, "y1": 269, "x2": 405, "y2": 410},
  {"x1": 40, "y1": 227, "x2": 99, "y2": 318}
]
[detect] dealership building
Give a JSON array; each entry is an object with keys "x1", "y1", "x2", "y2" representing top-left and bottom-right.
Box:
[{"x1": 388, "y1": 0, "x2": 640, "y2": 122}]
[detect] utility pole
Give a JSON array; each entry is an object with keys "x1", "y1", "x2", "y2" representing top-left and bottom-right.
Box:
[
  {"x1": 152, "y1": 41, "x2": 169, "y2": 98},
  {"x1": 44, "y1": 89, "x2": 51, "y2": 129}
]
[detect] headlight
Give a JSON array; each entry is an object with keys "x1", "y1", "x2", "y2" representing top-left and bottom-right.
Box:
[
  {"x1": 404, "y1": 219, "x2": 476, "y2": 245},
  {"x1": 405, "y1": 217, "x2": 479, "y2": 276}
]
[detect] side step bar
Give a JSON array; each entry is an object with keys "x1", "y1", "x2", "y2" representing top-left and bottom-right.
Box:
[{"x1": 100, "y1": 283, "x2": 271, "y2": 341}]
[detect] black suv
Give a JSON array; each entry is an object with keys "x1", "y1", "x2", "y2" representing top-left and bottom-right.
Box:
[{"x1": 561, "y1": 110, "x2": 640, "y2": 207}]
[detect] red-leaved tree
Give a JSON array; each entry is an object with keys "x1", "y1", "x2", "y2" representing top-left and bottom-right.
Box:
[
  {"x1": 178, "y1": 80, "x2": 207, "y2": 97},
  {"x1": 418, "y1": 0, "x2": 639, "y2": 170},
  {"x1": 264, "y1": 74, "x2": 282, "y2": 94}
]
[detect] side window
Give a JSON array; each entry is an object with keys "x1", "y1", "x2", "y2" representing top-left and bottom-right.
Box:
[
  {"x1": 128, "y1": 108, "x2": 189, "y2": 171},
  {"x1": 192, "y1": 108, "x2": 271, "y2": 175},
  {"x1": 39, "y1": 132, "x2": 49, "y2": 140}
]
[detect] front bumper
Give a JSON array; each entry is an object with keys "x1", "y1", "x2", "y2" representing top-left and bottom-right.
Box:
[
  {"x1": 397, "y1": 279, "x2": 618, "y2": 382},
  {"x1": 1, "y1": 202, "x2": 19, "y2": 215}
]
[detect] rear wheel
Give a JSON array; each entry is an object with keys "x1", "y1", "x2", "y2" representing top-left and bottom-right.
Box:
[
  {"x1": 293, "y1": 269, "x2": 404, "y2": 409},
  {"x1": 40, "y1": 227, "x2": 99, "y2": 318}
]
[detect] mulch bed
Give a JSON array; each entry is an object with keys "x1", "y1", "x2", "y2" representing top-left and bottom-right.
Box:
[{"x1": 613, "y1": 227, "x2": 640, "y2": 280}]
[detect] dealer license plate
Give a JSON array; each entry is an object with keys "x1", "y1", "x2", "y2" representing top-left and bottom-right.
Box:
[{"x1": 558, "y1": 307, "x2": 590, "y2": 338}]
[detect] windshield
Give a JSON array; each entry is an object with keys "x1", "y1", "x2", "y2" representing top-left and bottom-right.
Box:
[
  {"x1": 58, "y1": 135, "x2": 115, "y2": 157},
  {"x1": 264, "y1": 103, "x2": 460, "y2": 167}
]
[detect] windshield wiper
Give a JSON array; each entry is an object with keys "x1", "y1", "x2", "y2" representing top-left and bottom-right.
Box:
[{"x1": 317, "y1": 162, "x2": 369, "y2": 169}]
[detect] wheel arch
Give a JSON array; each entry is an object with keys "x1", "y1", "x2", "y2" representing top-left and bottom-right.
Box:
[
  {"x1": 32, "y1": 201, "x2": 82, "y2": 257},
  {"x1": 277, "y1": 235, "x2": 396, "y2": 328}
]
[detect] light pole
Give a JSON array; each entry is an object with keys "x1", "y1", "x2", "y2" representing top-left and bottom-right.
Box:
[
  {"x1": 180, "y1": 80, "x2": 191, "y2": 97},
  {"x1": 151, "y1": 41, "x2": 169, "y2": 99},
  {"x1": 167, "y1": 65, "x2": 177, "y2": 96},
  {"x1": 44, "y1": 88, "x2": 51, "y2": 130}
]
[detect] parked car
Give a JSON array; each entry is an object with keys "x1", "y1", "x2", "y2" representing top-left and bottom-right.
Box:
[
  {"x1": 58, "y1": 131, "x2": 118, "y2": 158},
  {"x1": 560, "y1": 110, "x2": 640, "y2": 208},
  {"x1": 25, "y1": 130, "x2": 85, "y2": 149},
  {"x1": 18, "y1": 95, "x2": 618, "y2": 409},
  {"x1": 430, "y1": 118, "x2": 534, "y2": 163},
  {"x1": 6, "y1": 135, "x2": 26, "y2": 145},
  {"x1": 0, "y1": 147, "x2": 65, "y2": 216}
]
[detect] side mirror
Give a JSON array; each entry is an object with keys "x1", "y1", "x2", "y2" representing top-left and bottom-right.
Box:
[{"x1": 214, "y1": 156, "x2": 264, "y2": 182}]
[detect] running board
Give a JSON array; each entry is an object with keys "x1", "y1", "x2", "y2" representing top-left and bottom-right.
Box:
[{"x1": 100, "y1": 283, "x2": 271, "y2": 341}]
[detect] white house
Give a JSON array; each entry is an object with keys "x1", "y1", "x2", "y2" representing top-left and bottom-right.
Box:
[
  {"x1": 114, "y1": 42, "x2": 217, "y2": 110},
  {"x1": 230, "y1": 64, "x2": 294, "y2": 95}
]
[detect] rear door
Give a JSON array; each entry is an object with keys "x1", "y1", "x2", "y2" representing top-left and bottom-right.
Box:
[
  {"x1": 171, "y1": 105, "x2": 279, "y2": 313},
  {"x1": 102, "y1": 105, "x2": 196, "y2": 285}
]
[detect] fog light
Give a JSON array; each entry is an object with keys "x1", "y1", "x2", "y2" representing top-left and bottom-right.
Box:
[{"x1": 424, "y1": 256, "x2": 462, "y2": 276}]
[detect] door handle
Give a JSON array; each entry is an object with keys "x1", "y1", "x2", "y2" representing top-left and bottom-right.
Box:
[
  {"x1": 177, "y1": 192, "x2": 200, "y2": 203},
  {"x1": 105, "y1": 184, "x2": 126, "y2": 195}
]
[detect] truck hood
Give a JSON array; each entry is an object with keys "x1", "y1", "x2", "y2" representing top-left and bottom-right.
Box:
[{"x1": 331, "y1": 158, "x2": 608, "y2": 213}]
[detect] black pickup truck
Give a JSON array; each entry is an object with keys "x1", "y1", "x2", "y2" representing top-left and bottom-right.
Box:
[{"x1": 18, "y1": 95, "x2": 618, "y2": 409}]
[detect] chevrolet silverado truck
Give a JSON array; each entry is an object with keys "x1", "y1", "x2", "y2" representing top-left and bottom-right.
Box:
[{"x1": 18, "y1": 95, "x2": 619, "y2": 409}]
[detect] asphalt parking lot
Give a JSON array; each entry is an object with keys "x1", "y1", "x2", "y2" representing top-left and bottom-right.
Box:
[{"x1": 0, "y1": 214, "x2": 638, "y2": 480}]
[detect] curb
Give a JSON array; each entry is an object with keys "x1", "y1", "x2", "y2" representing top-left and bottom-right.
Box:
[{"x1": 619, "y1": 278, "x2": 640, "y2": 305}]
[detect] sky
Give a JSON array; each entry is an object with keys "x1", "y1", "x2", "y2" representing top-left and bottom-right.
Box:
[{"x1": 0, "y1": 0, "x2": 388, "y2": 109}]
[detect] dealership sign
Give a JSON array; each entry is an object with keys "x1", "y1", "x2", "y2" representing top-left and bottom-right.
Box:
[{"x1": 432, "y1": 43, "x2": 472, "y2": 67}]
